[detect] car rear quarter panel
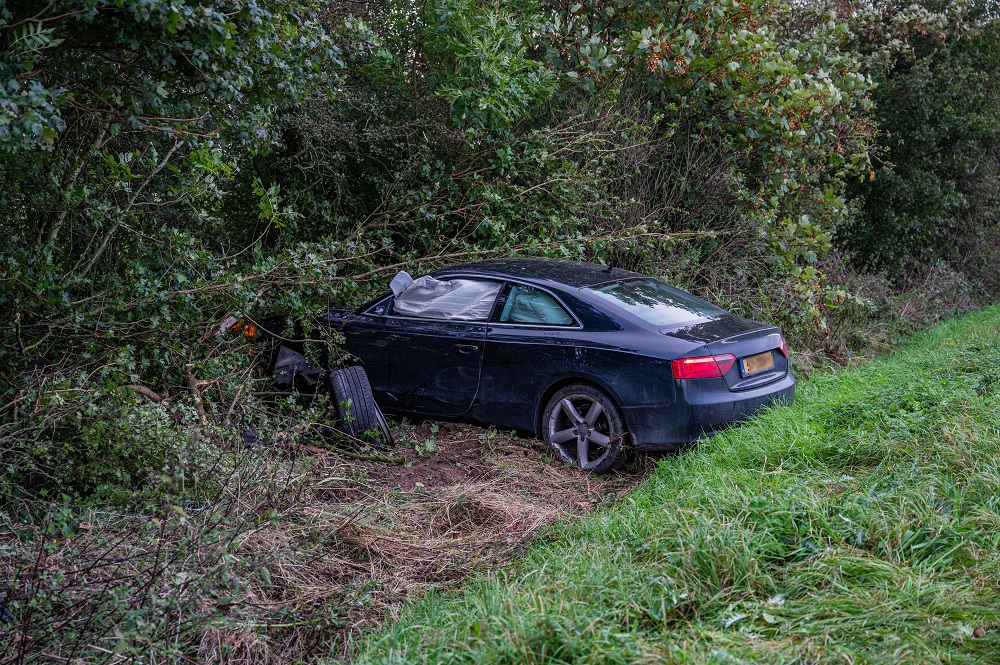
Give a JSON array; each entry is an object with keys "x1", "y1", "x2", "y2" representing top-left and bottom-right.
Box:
[{"x1": 473, "y1": 326, "x2": 678, "y2": 438}]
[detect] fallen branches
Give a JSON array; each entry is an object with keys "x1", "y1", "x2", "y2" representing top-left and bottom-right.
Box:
[
  {"x1": 183, "y1": 368, "x2": 217, "y2": 425},
  {"x1": 127, "y1": 385, "x2": 168, "y2": 404}
]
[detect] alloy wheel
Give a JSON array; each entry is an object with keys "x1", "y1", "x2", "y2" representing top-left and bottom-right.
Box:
[{"x1": 546, "y1": 392, "x2": 617, "y2": 470}]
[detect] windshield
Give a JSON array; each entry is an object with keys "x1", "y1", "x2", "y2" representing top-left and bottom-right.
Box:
[{"x1": 588, "y1": 279, "x2": 725, "y2": 326}]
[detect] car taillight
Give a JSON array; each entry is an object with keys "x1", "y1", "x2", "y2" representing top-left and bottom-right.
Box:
[
  {"x1": 672, "y1": 354, "x2": 736, "y2": 379},
  {"x1": 777, "y1": 337, "x2": 789, "y2": 358}
]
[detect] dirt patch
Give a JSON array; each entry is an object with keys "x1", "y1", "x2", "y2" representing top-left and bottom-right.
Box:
[{"x1": 367, "y1": 422, "x2": 496, "y2": 491}]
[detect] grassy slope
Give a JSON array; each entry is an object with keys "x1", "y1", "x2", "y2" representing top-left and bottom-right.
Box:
[{"x1": 349, "y1": 307, "x2": 1000, "y2": 664}]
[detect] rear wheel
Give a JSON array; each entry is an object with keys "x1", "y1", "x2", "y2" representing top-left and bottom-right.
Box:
[
  {"x1": 327, "y1": 366, "x2": 394, "y2": 447},
  {"x1": 542, "y1": 384, "x2": 626, "y2": 473}
]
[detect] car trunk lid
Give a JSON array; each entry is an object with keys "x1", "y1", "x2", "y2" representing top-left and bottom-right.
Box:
[{"x1": 661, "y1": 315, "x2": 788, "y2": 391}]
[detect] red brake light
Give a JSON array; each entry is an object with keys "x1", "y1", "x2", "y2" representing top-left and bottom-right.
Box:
[
  {"x1": 672, "y1": 354, "x2": 736, "y2": 379},
  {"x1": 777, "y1": 337, "x2": 789, "y2": 358}
]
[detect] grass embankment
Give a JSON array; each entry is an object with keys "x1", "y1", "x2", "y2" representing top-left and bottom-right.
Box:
[{"x1": 351, "y1": 307, "x2": 1000, "y2": 664}]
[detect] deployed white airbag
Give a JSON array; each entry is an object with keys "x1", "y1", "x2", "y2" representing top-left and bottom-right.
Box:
[{"x1": 390, "y1": 271, "x2": 501, "y2": 321}]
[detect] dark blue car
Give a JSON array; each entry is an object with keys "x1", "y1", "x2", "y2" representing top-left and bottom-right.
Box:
[{"x1": 317, "y1": 258, "x2": 795, "y2": 473}]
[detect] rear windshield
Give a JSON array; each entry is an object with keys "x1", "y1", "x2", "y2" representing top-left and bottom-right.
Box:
[{"x1": 588, "y1": 279, "x2": 725, "y2": 325}]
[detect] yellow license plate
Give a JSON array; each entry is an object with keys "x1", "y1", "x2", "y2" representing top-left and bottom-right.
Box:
[{"x1": 741, "y1": 351, "x2": 775, "y2": 376}]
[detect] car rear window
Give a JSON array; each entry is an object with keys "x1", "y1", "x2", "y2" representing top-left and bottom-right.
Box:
[{"x1": 588, "y1": 279, "x2": 725, "y2": 325}]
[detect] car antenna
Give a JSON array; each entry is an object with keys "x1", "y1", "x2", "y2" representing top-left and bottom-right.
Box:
[{"x1": 602, "y1": 265, "x2": 614, "y2": 274}]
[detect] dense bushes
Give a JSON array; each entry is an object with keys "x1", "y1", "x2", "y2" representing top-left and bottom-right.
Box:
[
  {"x1": 0, "y1": 0, "x2": 997, "y2": 504},
  {"x1": 838, "y1": 0, "x2": 1000, "y2": 273},
  {"x1": 271, "y1": 0, "x2": 876, "y2": 322}
]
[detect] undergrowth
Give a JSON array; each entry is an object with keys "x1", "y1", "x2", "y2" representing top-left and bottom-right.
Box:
[
  {"x1": 350, "y1": 306, "x2": 1000, "y2": 664},
  {"x1": 0, "y1": 421, "x2": 645, "y2": 663}
]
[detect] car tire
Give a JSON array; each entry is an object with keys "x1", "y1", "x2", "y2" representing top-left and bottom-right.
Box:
[
  {"x1": 542, "y1": 384, "x2": 627, "y2": 473},
  {"x1": 327, "y1": 366, "x2": 394, "y2": 447}
]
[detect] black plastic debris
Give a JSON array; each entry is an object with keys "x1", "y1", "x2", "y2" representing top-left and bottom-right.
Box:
[
  {"x1": 242, "y1": 424, "x2": 260, "y2": 448},
  {"x1": 270, "y1": 346, "x2": 324, "y2": 393},
  {"x1": 0, "y1": 599, "x2": 15, "y2": 626}
]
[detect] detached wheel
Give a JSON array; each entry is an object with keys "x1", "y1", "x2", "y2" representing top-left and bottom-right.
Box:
[
  {"x1": 542, "y1": 384, "x2": 626, "y2": 473},
  {"x1": 327, "y1": 366, "x2": 394, "y2": 447}
]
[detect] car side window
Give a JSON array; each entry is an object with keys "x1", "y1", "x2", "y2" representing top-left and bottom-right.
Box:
[
  {"x1": 498, "y1": 284, "x2": 575, "y2": 326},
  {"x1": 391, "y1": 277, "x2": 502, "y2": 321}
]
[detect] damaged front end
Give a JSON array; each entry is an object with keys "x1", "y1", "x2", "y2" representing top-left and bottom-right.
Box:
[{"x1": 270, "y1": 345, "x2": 326, "y2": 395}]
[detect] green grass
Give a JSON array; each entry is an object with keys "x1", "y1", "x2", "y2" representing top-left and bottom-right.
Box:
[{"x1": 347, "y1": 306, "x2": 1000, "y2": 664}]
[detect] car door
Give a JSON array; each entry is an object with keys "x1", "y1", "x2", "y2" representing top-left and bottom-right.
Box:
[
  {"x1": 376, "y1": 276, "x2": 502, "y2": 416},
  {"x1": 476, "y1": 282, "x2": 584, "y2": 431},
  {"x1": 378, "y1": 316, "x2": 488, "y2": 416},
  {"x1": 333, "y1": 301, "x2": 394, "y2": 398}
]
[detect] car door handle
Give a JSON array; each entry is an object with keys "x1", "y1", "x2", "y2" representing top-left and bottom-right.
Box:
[{"x1": 453, "y1": 344, "x2": 479, "y2": 354}]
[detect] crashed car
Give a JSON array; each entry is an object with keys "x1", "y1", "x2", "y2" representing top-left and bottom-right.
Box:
[{"x1": 272, "y1": 258, "x2": 795, "y2": 473}]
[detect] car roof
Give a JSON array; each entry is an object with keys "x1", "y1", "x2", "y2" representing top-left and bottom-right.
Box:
[{"x1": 434, "y1": 258, "x2": 647, "y2": 289}]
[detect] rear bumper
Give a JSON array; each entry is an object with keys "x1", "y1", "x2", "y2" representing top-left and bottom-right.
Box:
[{"x1": 623, "y1": 373, "x2": 795, "y2": 450}]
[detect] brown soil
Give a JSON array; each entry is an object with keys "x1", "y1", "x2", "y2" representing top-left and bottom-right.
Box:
[{"x1": 365, "y1": 422, "x2": 497, "y2": 491}]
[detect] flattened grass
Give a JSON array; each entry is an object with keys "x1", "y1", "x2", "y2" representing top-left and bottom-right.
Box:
[{"x1": 350, "y1": 306, "x2": 1000, "y2": 664}]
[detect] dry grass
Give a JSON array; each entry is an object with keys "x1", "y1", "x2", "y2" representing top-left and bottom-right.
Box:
[
  {"x1": 219, "y1": 423, "x2": 648, "y2": 662},
  {"x1": 1, "y1": 422, "x2": 650, "y2": 664}
]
